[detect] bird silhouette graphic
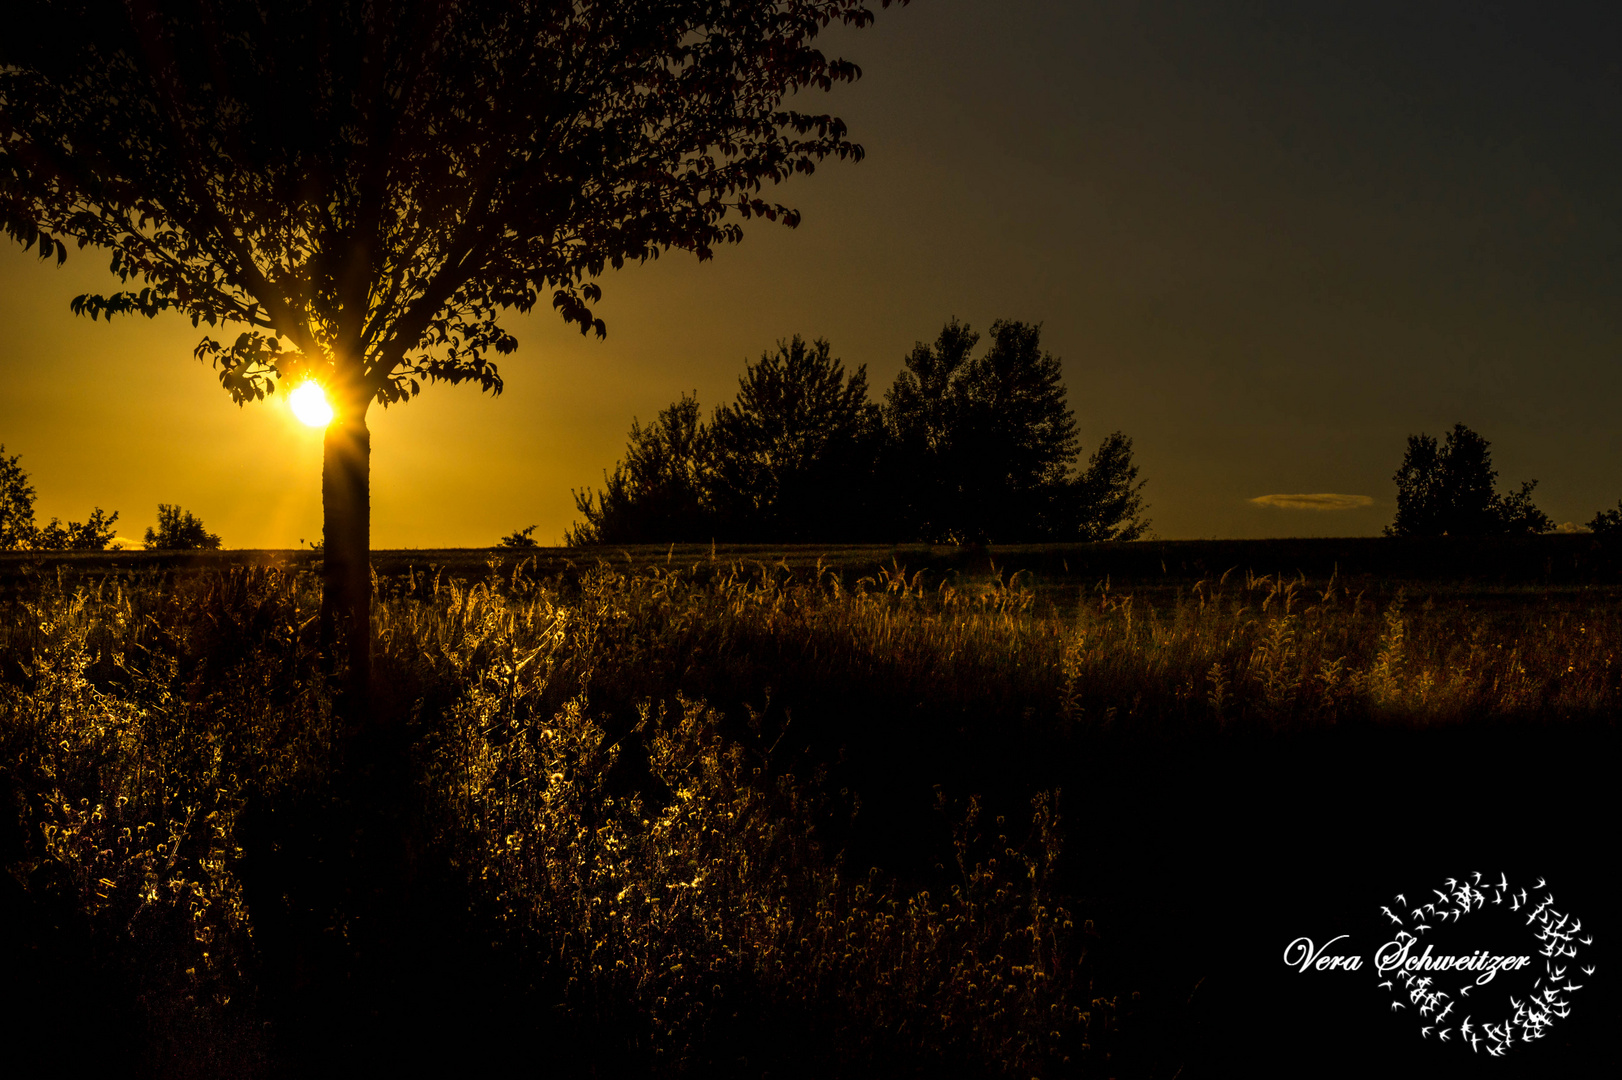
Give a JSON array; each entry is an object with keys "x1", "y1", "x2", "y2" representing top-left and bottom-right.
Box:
[{"x1": 1375, "y1": 873, "x2": 1590, "y2": 1057}]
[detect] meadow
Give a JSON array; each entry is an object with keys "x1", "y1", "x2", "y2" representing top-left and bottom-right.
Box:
[{"x1": 1, "y1": 537, "x2": 1616, "y2": 1077}]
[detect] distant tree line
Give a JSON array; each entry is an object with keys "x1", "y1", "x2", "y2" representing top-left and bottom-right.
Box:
[
  {"x1": 1, "y1": 444, "x2": 220, "y2": 551},
  {"x1": 0, "y1": 444, "x2": 118, "y2": 550},
  {"x1": 566, "y1": 320, "x2": 1150, "y2": 546}
]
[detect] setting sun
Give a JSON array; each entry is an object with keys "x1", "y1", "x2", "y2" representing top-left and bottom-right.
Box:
[{"x1": 288, "y1": 381, "x2": 333, "y2": 427}]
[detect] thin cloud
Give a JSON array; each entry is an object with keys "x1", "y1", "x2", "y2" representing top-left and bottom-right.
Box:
[{"x1": 1249, "y1": 493, "x2": 1375, "y2": 511}]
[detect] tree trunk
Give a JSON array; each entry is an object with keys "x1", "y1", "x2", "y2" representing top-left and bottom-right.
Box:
[{"x1": 321, "y1": 404, "x2": 372, "y2": 720}]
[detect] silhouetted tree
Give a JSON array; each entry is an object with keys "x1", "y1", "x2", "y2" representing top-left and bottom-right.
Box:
[
  {"x1": 498, "y1": 525, "x2": 540, "y2": 549},
  {"x1": 954, "y1": 321, "x2": 1080, "y2": 539},
  {"x1": 144, "y1": 504, "x2": 221, "y2": 550},
  {"x1": 572, "y1": 340, "x2": 880, "y2": 544},
  {"x1": 706, "y1": 336, "x2": 882, "y2": 540},
  {"x1": 0, "y1": 444, "x2": 120, "y2": 550},
  {"x1": 568, "y1": 394, "x2": 715, "y2": 545},
  {"x1": 1496, "y1": 480, "x2": 1555, "y2": 536},
  {"x1": 34, "y1": 508, "x2": 120, "y2": 551},
  {"x1": 2, "y1": 0, "x2": 904, "y2": 709},
  {"x1": 1587, "y1": 501, "x2": 1622, "y2": 538},
  {"x1": 881, "y1": 320, "x2": 979, "y2": 540},
  {"x1": 574, "y1": 321, "x2": 1150, "y2": 545},
  {"x1": 1386, "y1": 423, "x2": 1553, "y2": 537},
  {"x1": 1065, "y1": 431, "x2": 1151, "y2": 542},
  {"x1": 0, "y1": 445, "x2": 37, "y2": 550},
  {"x1": 883, "y1": 320, "x2": 1147, "y2": 542}
]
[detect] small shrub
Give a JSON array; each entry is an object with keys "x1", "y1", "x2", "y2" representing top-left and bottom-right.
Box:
[{"x1": 498, "y1": 524, "x2": 540, "y2": 549}]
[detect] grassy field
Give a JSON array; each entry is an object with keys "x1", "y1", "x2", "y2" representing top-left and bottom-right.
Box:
[
  {"x1": 7, "y1": 531, "x2": 1617, "y2": 586},
  {"x1": 1, "y1": 538, "x2": 1616, "y2": 1077}
]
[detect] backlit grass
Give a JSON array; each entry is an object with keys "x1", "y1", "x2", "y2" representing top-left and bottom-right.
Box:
[{"x1": 0, "y1": 556, "x2": 1615, "y2": 1075}]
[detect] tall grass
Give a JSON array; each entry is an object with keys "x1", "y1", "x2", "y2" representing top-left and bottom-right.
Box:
[
  {"x1": 380, "y1": 558, "x2": 1616, "y2": 745},
  {"x1": 0, "y1": 558, "x2": 1614, "y2": 1075}
]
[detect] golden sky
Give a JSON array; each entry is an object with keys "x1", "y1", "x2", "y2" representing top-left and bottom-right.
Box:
[{"x1": 2, "y1": 0, "x2": 1618, "y2": 548}]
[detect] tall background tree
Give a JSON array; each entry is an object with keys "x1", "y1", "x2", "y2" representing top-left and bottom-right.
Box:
[
  {"x1": 881, "y1": 319, "x2": 979, "y2": 541},
  {"x1": 0, "y1": 445, "x2": 37, "y2": 550},
  {"x1": 883, "y1": 319, "x2": 1149, "y2": 543},
  {"x1": 569, "y1": 338, "x2": 881, "y2": 543},
  {"x1": 949, "y1": 320, "x2": 1081, "y2": 541},
  {"x1": 705, "y1": 335, "x2": 881, "y2": 541},
  {"x1": 568, "y1": 394, "x2": 713, "y2": 545},
  {"x1": 2, "y1": 0, "x2": 904, "y2": 705},
  {"x1": 1065, "y1": 431, "x2": 1151, "y2": 543},
  {"x1": 1386, "y1": 423, "x2": 1553, "y2": 537}
]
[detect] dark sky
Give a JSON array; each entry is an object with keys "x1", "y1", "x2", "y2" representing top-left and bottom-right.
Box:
[{"x1": 2, "y1": 0, "x2": 1618, "y2": 546}]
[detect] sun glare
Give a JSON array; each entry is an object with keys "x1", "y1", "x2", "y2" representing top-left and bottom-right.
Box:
[{"x1": 289, "y1": 382, "x2": 334, "y2": 427}]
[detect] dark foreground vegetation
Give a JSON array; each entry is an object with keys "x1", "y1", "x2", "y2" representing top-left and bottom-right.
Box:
[{"x1": 1, "y1": 539, "x2": 1617, "y2": 1077}]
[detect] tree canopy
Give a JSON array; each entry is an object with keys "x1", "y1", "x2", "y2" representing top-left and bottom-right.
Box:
[
  {"x1": 1590, "y1": 501, "x2": 1622, "y2": 539},
  {"x1": 1066, "y1": 431, "x2": 1151, "y2": 543},
  {"x1": 570, "y1": 319, "x2": 1151, "y2": 545},
  {"x1": 883, "y1": 319, "x2": 1148, "y2": 543},
  {"x1": 144, "y1": 503, "x2": 221, "y2": 550},
  {"x1": 1386, "y1": 423, "x2": 1553, "y2": 538},
  {"x1": 2, "y1": 0, "x2": 903, "y2": 409},
  {"x1": 0, "y1": 446, "x2": 36, "y2": 550},
  {"x1": 706, "y1": 335, "x2": 881, "y2": 540},
  {"x1": 569, "y1": 393, "x2": 714, "y2": 545},
  {"x1": 570, "y1": 337, "x2": 879, "y2": 544},
  {"x1": 881, "y1": 319, "x2": 979, "y2": 540}
]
